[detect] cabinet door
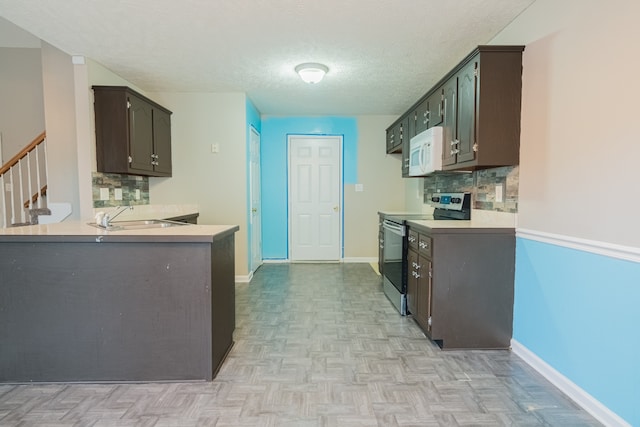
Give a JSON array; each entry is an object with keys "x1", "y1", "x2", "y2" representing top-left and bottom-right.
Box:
[
  {"x1": 386, "y1": 124, "x2": 398, "y2": 153},
  {"x1": 414, "y1": 98, "x2": 430, "y2": 136},
  {"x1": 406, "y1": 249, "x2": 419, "y2": 316},
  {"x1": 128, "y1": 94, "x2": 154, "y2": 173},
  {"x1": 441, "y1": 77, "x2": 457, "y2": 166},
  {"x1": 378, "y1": 227, "x2": 384, "y2": 276},
  {"x1": 152, "y1": 108, "x2": 172, "y2": 176},
  {"x1": 398, "y1": 116, "x2": 408, "y2": 154},
  {"x1": 415, "y1": 254, "x2": 431, "y2": 333},
  {"x1": 456, "y1": 58, "x2": 479, "y2": 164},
  {"x1": 427, "y1": 89, "x2": 443, "y2": 128},
  {"x1": 401, "y1": 131, "x2": 410, "y2": 177}
]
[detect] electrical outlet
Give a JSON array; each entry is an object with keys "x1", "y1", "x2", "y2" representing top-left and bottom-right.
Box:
[
  {"x1": 4, "y1": 183, "x2": 11, "y2": 192},
  {"x1": 355, "y1": 183, "x2": 364, "y2": 192},
  {"x1": 135, "y1": 189, "x2": 141, "y2": 200},
  {"x1": 211, "y1": 144, "x2": 220, "y2": 153},
  {"x1": 114, "y1": 188, "x2": 123, "y2": 201},
  {"x1": 100, "y1": 188, "x2": 110, "y2": 201}
]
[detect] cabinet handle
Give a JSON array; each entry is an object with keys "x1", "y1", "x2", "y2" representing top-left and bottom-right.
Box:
[
  {"x1": 450, "y1": 149, "x2": 459, "y2": 155},
  {"x1": 453, "y1": 90, "x2": 456, "y2": 117},
  {"x1": 419, "y1": 241, "x2": 429, "y2": 249}
]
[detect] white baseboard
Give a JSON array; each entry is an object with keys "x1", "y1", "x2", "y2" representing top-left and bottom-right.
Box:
[
  {"x1": 511, "y1": 340, "x2": 630, "y2": 427},
  {"x1": 262, "y1": 257, "x2": 378, "y2": 264},
  {"x1": 234, "y1": 273, "x2": 252, "y2": 283},
  {"x1": 342, "y1": 257, "x2": 377, "y2": 263}
]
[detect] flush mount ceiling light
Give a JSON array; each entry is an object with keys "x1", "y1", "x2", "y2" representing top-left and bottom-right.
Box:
[{"x1": 295, "y1": 62, "x2": 329, "y2": 84}]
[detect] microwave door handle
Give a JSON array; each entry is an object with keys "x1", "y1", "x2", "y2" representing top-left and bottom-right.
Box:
[{"x1": 419, "y1": 144, "x2": 427, "y2": 174}]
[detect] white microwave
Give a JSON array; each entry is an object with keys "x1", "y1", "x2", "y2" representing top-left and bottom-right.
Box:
[{"x1": 408, "y1": 126, "x2": 443, "y2": 176}]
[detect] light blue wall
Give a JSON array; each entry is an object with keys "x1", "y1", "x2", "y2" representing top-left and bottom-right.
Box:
[
  {"x1": 245, "y1": 98, "x2": 261, "y2": 270},
  {"x1": 261, "y1": 116, "x2": 358, "y2": 260},
  {"x1": 514, "y1": 238, "x2": 640, "y2": 426}
]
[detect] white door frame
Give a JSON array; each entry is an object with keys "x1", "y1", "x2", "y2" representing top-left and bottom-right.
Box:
[
  {"x1": 249, "y1": 126, "x2": 262, "y2": 273},
  {"x1": 287, "y1": 135, "x2": 343, "y2": 261}
]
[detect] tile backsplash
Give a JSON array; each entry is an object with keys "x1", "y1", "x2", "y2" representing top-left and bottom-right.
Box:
[
  {"x1": 92, "y1": 172, "x2": 150, "y2": 208},
  {"x1": 423, "y1": 165, "x2": 519, "y2": 213}
]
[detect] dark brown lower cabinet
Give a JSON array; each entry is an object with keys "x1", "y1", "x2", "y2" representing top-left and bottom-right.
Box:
[
  {"x1": 0, "y1": 229, "x2": 237, "y2": 382},
  {"x1": 406, "y1": 224, "x2": 515, "y2": 349}
]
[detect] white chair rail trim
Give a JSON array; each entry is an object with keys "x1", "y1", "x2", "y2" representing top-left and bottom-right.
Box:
[{"x1": 516, "y1": 228, "x2": 640, "y2": 264}]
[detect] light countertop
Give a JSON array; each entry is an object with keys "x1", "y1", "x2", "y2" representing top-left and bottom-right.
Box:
[
  {"x1": 382, "y1": 207, "x2": 516, "y2": 230},
  {"x1": 407, "y1": 219, "x2": 513, "y2": 233},
  {"x1": 0, "y1": 220, "x2": 239, "y2": 243}
]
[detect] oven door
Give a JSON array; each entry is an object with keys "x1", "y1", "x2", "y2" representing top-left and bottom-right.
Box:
[{"x1": 382, "y1": 219, "x2": 405, "y2": 294}]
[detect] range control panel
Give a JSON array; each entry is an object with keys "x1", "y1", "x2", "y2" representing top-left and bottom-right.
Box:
[{"x1": 431, "y1": 192, "x2": 470, "y2": 211}]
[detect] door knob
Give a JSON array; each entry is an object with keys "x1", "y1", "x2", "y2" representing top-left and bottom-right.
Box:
[
  {"x1": 333, "y1": 206, "x2": 339, "y2": 212},
  {"x1": 251, "y1": 208, "x2": 257, "y2": 213}
]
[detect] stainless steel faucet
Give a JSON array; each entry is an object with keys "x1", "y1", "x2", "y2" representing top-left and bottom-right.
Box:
[{"x1": 101, "y1": 205, "x2": 133, "y2": 227}]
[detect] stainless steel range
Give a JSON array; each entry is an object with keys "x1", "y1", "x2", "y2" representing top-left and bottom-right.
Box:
[{"x1": 381, "y1": 192, "x2": 471, "y2": 315}]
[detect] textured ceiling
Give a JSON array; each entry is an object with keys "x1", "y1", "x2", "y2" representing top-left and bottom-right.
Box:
[{"x1": 0, "y1": 0, "x2": 535, "y2": 116}]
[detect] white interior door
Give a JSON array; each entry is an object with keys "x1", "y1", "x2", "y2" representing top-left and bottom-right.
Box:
[
  {"x1": 288, "y1": 135, "x2": 342, "y2": 261},
  {"x1": 249, "y1": 127, "x2": 262, "y2": 272}
]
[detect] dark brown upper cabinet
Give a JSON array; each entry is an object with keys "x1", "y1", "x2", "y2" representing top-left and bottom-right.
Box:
[
  {"x1": 93, "y1": 86, "x2": 172, "y2": 177},
  {"x1": 441, "y1": 47, "x2": 524, "y2": 170},
  {"x1": 391, "y1": 45, "x2": 524, "y2": 174},
  {"x1": 385, "y1": 115, "x2": 407, "y2": 154}
]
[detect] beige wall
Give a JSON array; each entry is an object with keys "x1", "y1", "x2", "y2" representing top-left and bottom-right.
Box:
[
  {"x1": 41, "y1": 42, "x2": 80, "y2": 220},
  {"x1": 147, "y1": 92, "x2": 249, "y2": 275},
  {"x1": 491, "y1": 0, "x2": 639, "y2": 247},
  {"x1": 343, "y1": 116, "x2": 405, "y2": 259},
  {"x1": 0, "y1": 47, "x2": 45, "y2": 162}
]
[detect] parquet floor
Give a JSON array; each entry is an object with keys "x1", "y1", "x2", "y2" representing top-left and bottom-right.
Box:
[{"x1": 0, "y1": 263, "x2": 601, "y2": 426}]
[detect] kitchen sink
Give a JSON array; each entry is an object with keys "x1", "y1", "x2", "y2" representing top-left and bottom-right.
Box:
[{"x1": 87, "y1": 219, "x2": 189, "y2": 231}]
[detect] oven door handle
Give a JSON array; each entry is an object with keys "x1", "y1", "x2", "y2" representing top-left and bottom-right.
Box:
[{"x1": 382, "y1": 219, "x2": 405, "y2": 237}]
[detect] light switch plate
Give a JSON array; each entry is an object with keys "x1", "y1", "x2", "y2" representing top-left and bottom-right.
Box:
[
  {"x1": 355, "y1": 183, "x2": 364, "y2": 192},
  {"x1": 99, "y1": 188, "x2": 110, "y2": 201}
]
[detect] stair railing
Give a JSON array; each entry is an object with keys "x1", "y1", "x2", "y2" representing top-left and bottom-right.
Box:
[{"x1": 0, "y1": 132, "x2": 48, "y2": 228}]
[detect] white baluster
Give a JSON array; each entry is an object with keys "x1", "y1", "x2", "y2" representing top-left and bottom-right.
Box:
[
  {"x1": 26, "y1": 151, "x2": 33, "y2": 211},
  {"x1": 35, "y1": 144, "x2": 42, "y2": 209},
  {"x1": 0, "y1": 173, "x2": 5, "y2": 228},
  {"x1": 9, "y1": 167, "x2": 15, "y2": 226},
  {"x1": 43, "y1": 138, "x2": 48, "y2": 204},
  {"x1": 18, "y1": 160, "x2": 25, "y2": 224}
]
